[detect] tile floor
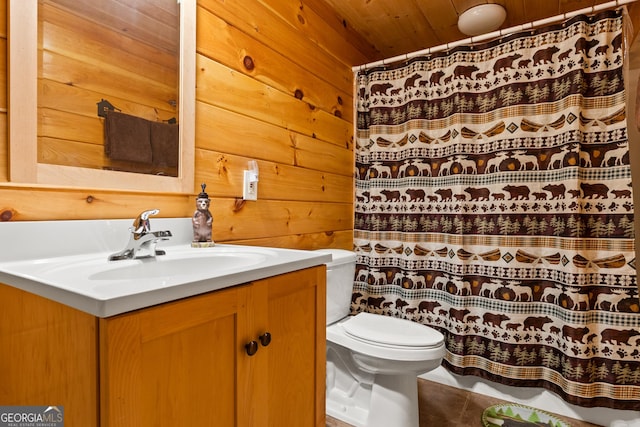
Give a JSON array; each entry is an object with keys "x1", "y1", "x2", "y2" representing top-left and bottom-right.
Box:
[{"x1": 326, "y1": 378, "x2": 602, "y2": 427}]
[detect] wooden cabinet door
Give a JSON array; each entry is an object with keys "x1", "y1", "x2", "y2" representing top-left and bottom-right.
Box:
[
  {"x1": 99, "y1": 284, "x2": 249, "y2": 427},
  {"x1": 245, "y1": 267, "x2": 326, "y2": 427},
  {"x1": 99, "y1": 266, "x2": 326, "y2": 427}
]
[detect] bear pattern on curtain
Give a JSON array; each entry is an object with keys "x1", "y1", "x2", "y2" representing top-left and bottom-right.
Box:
[{"x1": 354, "y1": 8, "x2": 640, "y2": 409}]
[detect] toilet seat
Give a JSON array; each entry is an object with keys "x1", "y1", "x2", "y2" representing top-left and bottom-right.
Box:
[
  {"x1": 327, "y1": 312, "x2": 445, "y2": 361},
  {"x1": 343, "y1": 312, "x2": 443, "y2": 348}
]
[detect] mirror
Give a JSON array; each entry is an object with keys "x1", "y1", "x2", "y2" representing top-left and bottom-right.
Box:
[{"x1": 8, "y1": 0, "x2": 195, "y2": 193}]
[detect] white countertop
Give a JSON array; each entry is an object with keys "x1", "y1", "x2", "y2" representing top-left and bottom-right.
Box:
[{"x1": 0, "y1": 218, "x2": 331, "y2": 317}]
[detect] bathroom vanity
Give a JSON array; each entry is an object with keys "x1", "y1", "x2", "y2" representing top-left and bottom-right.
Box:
[{"x1": 0, "y1": 218, "x2": 329, "y2": 426}]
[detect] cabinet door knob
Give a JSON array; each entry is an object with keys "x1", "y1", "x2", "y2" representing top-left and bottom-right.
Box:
[
  {"x1": 259, "y1": 332, "x2": 272, "y2": 347},
  {"x1": 245, "y1": 340, "x2": 259, "y2": 356}
]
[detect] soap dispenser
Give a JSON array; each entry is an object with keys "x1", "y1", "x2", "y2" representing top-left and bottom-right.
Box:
[{"x1": 192, "y1": 183, "x2": 215, "y2": 247}]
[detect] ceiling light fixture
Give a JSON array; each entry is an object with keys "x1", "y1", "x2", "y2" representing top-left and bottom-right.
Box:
[{"x1": 457, "y1": 3, "x2": 507, "y2": 36}]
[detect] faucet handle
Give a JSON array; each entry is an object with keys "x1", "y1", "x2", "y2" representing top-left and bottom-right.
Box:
[
  {"x1": 140, "y1": 208, "x2": 160, "y2": 220},
  {"x1": 132, "y1": 209, "x2": 160, "y2": 235}
]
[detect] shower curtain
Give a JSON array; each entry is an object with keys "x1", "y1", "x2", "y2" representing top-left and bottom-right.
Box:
[{"x1": 354, "y1": 8, "x2": 640, "y2": 409}]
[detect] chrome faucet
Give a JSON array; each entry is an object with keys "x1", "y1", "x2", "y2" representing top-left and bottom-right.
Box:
[{"x1": 108, "y1": 209, "x2": 173, "y2": 261}]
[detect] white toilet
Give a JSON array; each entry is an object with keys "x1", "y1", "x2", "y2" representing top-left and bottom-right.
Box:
[{"x1": 317, "y1": 249, "x2": 445, "y2": 427}]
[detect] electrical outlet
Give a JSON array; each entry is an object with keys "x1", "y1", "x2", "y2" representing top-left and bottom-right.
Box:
[{"x1": 243, "y1": 170, "x2": 258, "y2": 200}]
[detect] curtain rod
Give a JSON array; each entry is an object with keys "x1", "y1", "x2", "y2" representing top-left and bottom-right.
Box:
[{"x1": 353, "y1": 0, "x2": 636, "y2": 72}]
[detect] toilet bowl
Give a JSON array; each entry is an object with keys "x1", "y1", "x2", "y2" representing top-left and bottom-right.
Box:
[{"x1": 316, "y1": 249, "x2": 445, "y2": 427}]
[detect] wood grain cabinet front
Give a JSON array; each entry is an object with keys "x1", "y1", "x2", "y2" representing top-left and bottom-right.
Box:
[
  {"x1": 0, "y1": 266, "x2": 326, "y2": 427},
  {"x1": 100, "y1": 266, "x2": 326, "y2": 427}
]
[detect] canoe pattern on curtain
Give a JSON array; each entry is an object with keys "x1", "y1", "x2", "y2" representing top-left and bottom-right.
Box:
[{"x1": 354, "y1": 8, "x2": 639, "y2": 409}]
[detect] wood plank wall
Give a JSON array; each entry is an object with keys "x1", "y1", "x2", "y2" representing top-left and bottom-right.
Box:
[
  {"x1": 0, "y1": 0, "x2": 372, "y2": 251},
  {"x1": 0, "y1": 2, "x2": 6, "y2": 183},
  {"x1": 1, "y1": 1, "x2": 637, "y2": 251}
]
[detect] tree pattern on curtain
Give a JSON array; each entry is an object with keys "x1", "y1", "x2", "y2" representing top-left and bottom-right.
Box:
[{"x1": 354, "y1": 8, "x2": 640, "y2": 409}]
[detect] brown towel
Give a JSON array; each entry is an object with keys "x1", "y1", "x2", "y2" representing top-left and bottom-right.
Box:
[
  {"x1": 150, "y1": 121, "x2": 179, "y2": 168},
  {"x1": 104, "y1": 111, "x2": 152, "y2": 163}
]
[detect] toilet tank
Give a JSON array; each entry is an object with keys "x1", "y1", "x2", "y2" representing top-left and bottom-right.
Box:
[{"x1": 315, "y1": 249, "x2": 357, "y2": 325}]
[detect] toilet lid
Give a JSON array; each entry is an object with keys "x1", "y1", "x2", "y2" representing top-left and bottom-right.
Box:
[{"x1": 342, "y1": 312, "x2": 444, "y2": 348}]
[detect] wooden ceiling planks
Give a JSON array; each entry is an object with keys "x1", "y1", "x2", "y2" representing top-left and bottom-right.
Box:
[
  {"x1": 316, "y1": 0, "x2": 639, "y2": 63},
  {"x1": 521, "y1": 0, "x2": 558, "y2": 24}
]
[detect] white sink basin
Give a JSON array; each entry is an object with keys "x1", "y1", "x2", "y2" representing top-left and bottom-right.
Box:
[
  {"x1": 89, "y1": 251, "x2": 266, "y2": 281},
  {"x1": 0, "y1": 218, "x2": 331, "y2": 317},
  {"x1": 33, "y1": 246, "x2": 271, "y2": 282}
]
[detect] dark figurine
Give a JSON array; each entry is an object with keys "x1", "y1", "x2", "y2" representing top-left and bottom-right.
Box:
[{"x1": 192, "y1": 183, "x2": 213, "y2": 244}]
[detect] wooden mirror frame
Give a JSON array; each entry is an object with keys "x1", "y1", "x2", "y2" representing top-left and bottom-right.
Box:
[{"x1": 8, "y1": 0, "x2": 195, "y2": 193}]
